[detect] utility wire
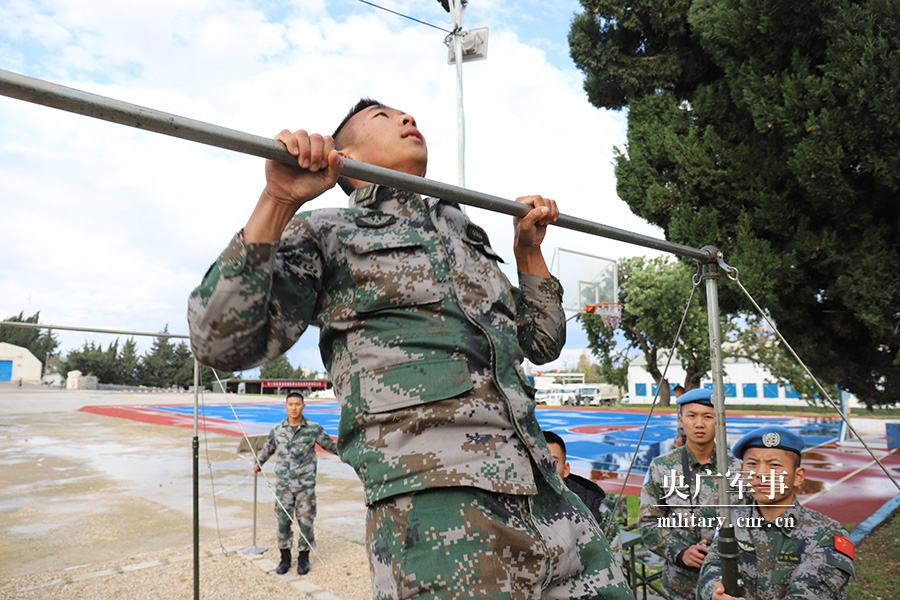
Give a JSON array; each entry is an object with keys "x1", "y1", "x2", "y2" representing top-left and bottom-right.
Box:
[{"x1": 355, "y1": 0, "x2": 452, "y2": 32}]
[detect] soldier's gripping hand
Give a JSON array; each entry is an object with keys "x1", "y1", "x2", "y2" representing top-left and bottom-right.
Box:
[
  {"x1": 513, "y1": 195, "x2": 559, "y2": 250},
  {"x1": 244, "y1": 130, "x2": 343, "y2": 243},
  {"x1": 512, "y1": 195, "x2": 559, "y2": 277},
  {"x1": 710, "y1": 581, "x2": 746, "y2": 600}
]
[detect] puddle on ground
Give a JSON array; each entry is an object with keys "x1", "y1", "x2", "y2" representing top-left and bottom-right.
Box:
[{"x1": 0, "y1": 410, "x2": 366, "y2": 577}]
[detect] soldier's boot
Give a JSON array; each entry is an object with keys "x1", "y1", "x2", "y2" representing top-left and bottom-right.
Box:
[
  {"x1": 275, "y1": 548, "x2": 291, "y2": 575},
  {"x1": 296, "y1": 550, "x2": 310, "y2": 575}
]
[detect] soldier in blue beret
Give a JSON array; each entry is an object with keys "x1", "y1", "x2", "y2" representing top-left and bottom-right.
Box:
[
  {"x1": 639, "y1": 387, "x2": 741, "y2": 600},
  {"x1": 698, "y1": 425, "x2": 855, "y2": 600}
]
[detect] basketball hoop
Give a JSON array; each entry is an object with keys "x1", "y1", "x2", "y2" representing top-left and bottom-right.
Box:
[{"x1": 586, "y1": 302, "x2": 623, "y2": 329}]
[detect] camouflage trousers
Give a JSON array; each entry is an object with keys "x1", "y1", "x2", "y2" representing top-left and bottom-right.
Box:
[
  {"x1": 275, "y1": 484, "x2": 316, "y2": 551},
  {"x1": 366, "y1": 478, "x2": 634, "y2": 600}
]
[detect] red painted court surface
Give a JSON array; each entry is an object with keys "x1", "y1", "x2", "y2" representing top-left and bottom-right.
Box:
[{"x1": 81, "y1": 401, "x2": 900, "y2": 527}]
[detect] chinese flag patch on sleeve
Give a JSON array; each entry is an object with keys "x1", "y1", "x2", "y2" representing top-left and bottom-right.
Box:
[{"x1": 834, "y1": 534, "x2": 854, "y2": 559}]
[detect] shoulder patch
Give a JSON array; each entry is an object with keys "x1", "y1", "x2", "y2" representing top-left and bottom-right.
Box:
[
  {"x1": 834, "y1": 534, "x2": 854, "y2": 560},
  {"x1": 355, "y1": 212, "x2": 397, "y2": 228}
]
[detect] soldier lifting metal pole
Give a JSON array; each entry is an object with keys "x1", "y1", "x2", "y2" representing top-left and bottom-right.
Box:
[
  {"x1": 698, "y1": 247, "x2": 742, "y2": 597},
  {"x1": 0, "y1": 67, "x2": 743, "y2": 593}
]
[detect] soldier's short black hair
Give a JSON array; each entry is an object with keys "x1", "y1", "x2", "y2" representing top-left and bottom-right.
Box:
[
  {"x1": 332, "y1": 97, "x2": 385, "y2": 195},
  {"x1": 543, "y1": 430, "x2": 566, "y2": 456},
  {"x1": 286, "y1": 391, "x2": 304, "y2": 402}
]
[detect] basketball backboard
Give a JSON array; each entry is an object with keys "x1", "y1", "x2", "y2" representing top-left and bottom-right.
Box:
[{"x1": 551, "y1": 248, "x2": 618, "y2": 319}]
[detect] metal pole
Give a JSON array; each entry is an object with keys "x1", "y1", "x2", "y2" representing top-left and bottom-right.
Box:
[
  {"x1": 192, "y1": 359, "x2": 200, "y2": 600},
  {"x1": 699, "y1": 247, "x2": 741, "y2": 597},
  {"x1": 0, "y1": 320, "x2": 189, "y2": 339},
  {"x1": 0, "y1": 68, "x2": 712, "y2": 262},
  {"x1": 252, "y1": 471, "x2": 259, "y2": 548},
  {"x1": 450, "y1": 0, "x2": 466, "y2": 188}
]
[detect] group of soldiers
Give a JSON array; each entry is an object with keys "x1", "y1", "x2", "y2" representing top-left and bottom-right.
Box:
[
  {"x1": 188, "y1": 95, "x2": 857, "y2": 599},
  {"x1": 639, "y1": 388, "x2": 855, "y2": 599}
]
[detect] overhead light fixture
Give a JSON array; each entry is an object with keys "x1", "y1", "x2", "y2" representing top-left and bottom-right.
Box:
[{"x1": 445, "y1": 27, "x2": 489, "y2": 64}]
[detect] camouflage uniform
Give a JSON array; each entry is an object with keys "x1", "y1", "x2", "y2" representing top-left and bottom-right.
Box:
[
  {"x1": 257, "y1": 416, "x2": 338, "y2": 551},
  {"x1": 638, "y1": 445, "x2": 741, "y2": 600},
  {"x1": 697, "y1": 503, "x2": 855, "y2": 600},
  {"x1": 188, "y1": 184, "x2": 631, "y2": 599},
  {"x1": 564, "y1": 472, "x2": 624, "y2": 567}
]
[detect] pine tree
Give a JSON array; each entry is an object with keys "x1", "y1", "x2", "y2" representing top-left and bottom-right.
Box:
[{"x1": 570, "y1": 0, "x2": 900, "y2": 406}]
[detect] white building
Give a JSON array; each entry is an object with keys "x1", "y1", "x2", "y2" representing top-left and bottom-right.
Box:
[
  {"x1": 627, "y1": 352, "x2": 861, "y2": 408},
  {"x1": 0, "y1": 342, "x2": 42, "y2": 385}
]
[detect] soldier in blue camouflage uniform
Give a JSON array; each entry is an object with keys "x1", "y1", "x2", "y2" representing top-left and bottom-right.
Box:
[
  {"x1": 544, "y1": 430, "x2": 624, "y2": 567},
  {"x1": 188, "y1": 99, "x2": 632, "y2": 599},
  {"x1": 697, "y1": 426, "x2": 855, "y2": 600},
  {"x1": 254, "y1": 391, "x2": 338, "y2": 575},
  {"x1": 638, "y1": 388, "x2": 741, "y2": 600}
]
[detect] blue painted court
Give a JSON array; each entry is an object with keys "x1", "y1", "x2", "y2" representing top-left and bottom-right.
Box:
[
  {"x1": 152, "y1": 401, "x2": 838, "y2": 477},
  {"x1": 87, "y1": 400, "x2": 899, "y2": 525}
]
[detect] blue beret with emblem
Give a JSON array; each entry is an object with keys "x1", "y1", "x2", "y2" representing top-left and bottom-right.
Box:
[
  {"x1": 732, "y1": 425, "x2": 805, "y2": 459},
  {"x1": 676, "y1": 387, "x2": 714, "y2": 408}
]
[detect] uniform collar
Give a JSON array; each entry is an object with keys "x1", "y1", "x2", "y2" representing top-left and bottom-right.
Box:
[
  {"x1": 683, "y1": 443, "x2": 719, "y2": 469},
  {"x1": 348, "y1": 183, "x2": 457, "y2": 212},
  {"x1": 348, "y1": 183, "x2": 419, "y2": 209}
]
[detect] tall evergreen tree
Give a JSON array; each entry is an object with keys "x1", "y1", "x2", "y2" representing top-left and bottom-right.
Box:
[
  {"x1": 171, "y1": 341, "x2": 196, "y2": 389},
  {"x1": 60, "y1": 341, "x2": 118, "y2": 382},
  {"x1": 260, "y1": 355, "x2": 296, "y2": 380},
  {"x1": 138, "y1": 327, "x2": 176, "y2": 388},
  {"x1": 117, "y1": 338, "x2": 141, "y2": 386},
  {"x1": 570, "y1": 0, "x2": 900, "y2": 406},
  {"x1": 0, "y1": 311, "x2": 59, "y2": 366}
]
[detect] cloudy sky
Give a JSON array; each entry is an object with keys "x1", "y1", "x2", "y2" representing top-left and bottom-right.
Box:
[{"x1": 0, "y1": 0, "x2": 668, "y2": 376}]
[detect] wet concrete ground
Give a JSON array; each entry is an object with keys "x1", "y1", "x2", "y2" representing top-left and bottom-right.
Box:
[{"x1": 0, "y1": 383, "x2": 366, "y2": 578}]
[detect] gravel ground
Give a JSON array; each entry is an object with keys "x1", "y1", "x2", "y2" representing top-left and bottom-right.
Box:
[{"x1": 0, "y1": 528, "x2": 372, "y2": 600}]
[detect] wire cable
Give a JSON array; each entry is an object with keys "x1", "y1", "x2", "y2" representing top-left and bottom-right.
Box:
[
  {"x1": 720, "y1": 259, "x2": 900, "y2": 493},
  {"x1": 355, "y1": 0, "x2": 451, "y2": 32},
  {"x1": 199, "y1": 390, "x2": 229, "y2": 554},
  {"x1": 600, "y1": 267, "x2": 702, "y2": 538}
]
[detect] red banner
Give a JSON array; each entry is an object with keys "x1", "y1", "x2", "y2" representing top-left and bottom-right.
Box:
[{"x1": 261, "y1": 380, "x2": 327, "y2": 389}]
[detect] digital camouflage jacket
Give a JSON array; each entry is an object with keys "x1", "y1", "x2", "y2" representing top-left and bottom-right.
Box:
[
  {"x1": 257, "y1": 416, "x2": 338, "y2": 490},
  {"x1": 698, "y1": 502, "x2": 854, "y2": 600},
  {"x1": 188, "y1": 184, "x2": 566, "y2": 505},
  {"x1": 638, "y1": 444, "x2": 741, "y2": 600}
]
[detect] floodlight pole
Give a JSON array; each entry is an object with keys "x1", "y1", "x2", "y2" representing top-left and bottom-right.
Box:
[
  {"x1": 699, "y1": 247, "x2": 741, "y2": 598},
  {"x1": 449, "y1": 0, "x2": 466, "y2": 187}
]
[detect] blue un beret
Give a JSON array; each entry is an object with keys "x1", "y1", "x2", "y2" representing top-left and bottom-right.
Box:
[
  {"x1": 676, "y1": 387, "x2": 714, "y2": 408},
  {"x1": 732, "y1": 426, "x2": 805, "y2": 459}
]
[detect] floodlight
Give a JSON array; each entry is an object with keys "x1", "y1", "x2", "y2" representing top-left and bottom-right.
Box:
[{"x1": 446, "y1": 27, "x2": 489, "y2": 63}]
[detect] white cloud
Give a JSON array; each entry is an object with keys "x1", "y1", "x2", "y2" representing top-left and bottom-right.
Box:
[{"x1": 0, "y1": 0, "x2": 664, "y2": 372}]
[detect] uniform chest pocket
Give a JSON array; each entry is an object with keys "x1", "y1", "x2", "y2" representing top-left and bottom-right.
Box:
[{"x1": 338, "y1": 228, "x2": 442, "y2": 312}]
